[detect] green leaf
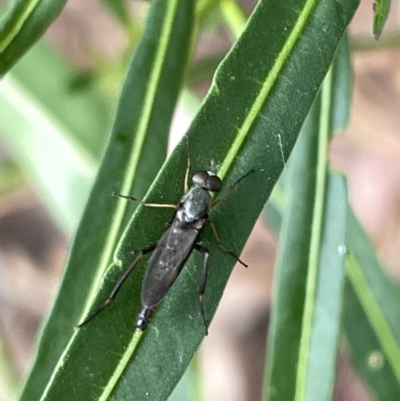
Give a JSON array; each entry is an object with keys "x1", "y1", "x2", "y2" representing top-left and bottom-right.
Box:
[
  {"x1": 0, "y1": 0, "x2": 68, "y2": 76},
  {"x1": 264, "y1": 36, "x2": 351, "y2": 401},
  {"x1": 30, "y1": 1, "x2": 360, "y2": 400},
  {"x1": 17, "y1": 0, "x2": 194, "y2": 400},
  {"x1": 344, "y1": 208, "x2": 400, "y2": 400},
  {"x1": 372, "y1": 0, "x2": 391, "y2": 40},
  {"x1": 18, "y1": 0, "x2": 359, "y2": 399},
  {"x1": 110, "y1": 0, "x2": 358, "y2": 396},
  {"x1": 0, "y1": 41, "x2": 110, "y2": 233}
]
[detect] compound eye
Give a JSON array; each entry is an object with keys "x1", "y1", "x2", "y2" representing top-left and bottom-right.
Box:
[
  {"x1": 207, "y1": 175, "x2": 222, "y2": 192},
  {"x1": 192, "y1": 171, "x2": 209, "y2": 187}
]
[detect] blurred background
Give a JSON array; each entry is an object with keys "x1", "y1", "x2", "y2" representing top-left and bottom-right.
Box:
[{"x1": 0, "y1": 0, "x2": 400, "y2": 400}]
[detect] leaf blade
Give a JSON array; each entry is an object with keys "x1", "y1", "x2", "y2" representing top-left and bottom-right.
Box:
[
  {"x1": 22, "y1": 0, "x2": 360, "y2": 400},
  {"x1": 17, "y1": 0, "x2": 195, "y2": 399},
  {"x1": 344, "y1": 208, "x2": 400, "y2": 400},
  {"x1": 372, "y1": 0, "x2": 391, "y2": 39},
  {"x1": 0, "y1": 42, "x2": 110, "y2": 233},
  {"x1": 0, "y1": 0, "x2": 68, "y2": 76},
  {"x1": 110, "y1": 1, "x2": 359, "y2": 400},
  {"x1": 265, "y1": 36, "x2": 351, "y2": 401}
]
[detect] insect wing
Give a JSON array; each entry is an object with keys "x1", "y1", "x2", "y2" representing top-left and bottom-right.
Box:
[{"x1": 141, "y1": 219, "x2": 200, "y2": 308}]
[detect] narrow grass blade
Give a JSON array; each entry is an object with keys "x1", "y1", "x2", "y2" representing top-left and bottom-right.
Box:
[{"x1": 265, "y1": 36, "x2": 351, "y2": 401}]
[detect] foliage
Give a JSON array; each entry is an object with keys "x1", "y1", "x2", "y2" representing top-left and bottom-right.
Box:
[{"x1": 0, "y1": 0, "x2": 398, "y2": 400}]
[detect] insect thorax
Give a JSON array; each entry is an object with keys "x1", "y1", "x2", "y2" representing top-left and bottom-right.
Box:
[{"x1": 181, "y1": 186, "x2": 212, "y2": 223}]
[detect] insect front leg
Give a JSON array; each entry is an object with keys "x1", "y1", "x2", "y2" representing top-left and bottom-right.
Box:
[
  {"x1": 76, "y1": 244, "x2": 157, "y2": 328},
  {"x1": 112, "y1": 192, "x2": 176, "y2": 209},
  {"x1": 194, "y1": 243, "x2": 210, "y2": 336}
]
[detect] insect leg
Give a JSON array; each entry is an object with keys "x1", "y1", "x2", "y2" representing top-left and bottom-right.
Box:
[
  {"x1": 211, "y1": 169, "x2": 255, "y2": 207},
  {"x1": 194, "y1": 243, "x2": 210, "y2": 336},
  {"x1": 208, "y1": 221, "x2": 248, "y2": 267},
  {"x1": 184, "y1": 136, "x2": 191, "y2": 194},
  {"x1": 112, "y1": 192, "x2": 176, "y2": 209},
  {"x1": 76, "y1": 244, "x2": 157, "y2": 328}
]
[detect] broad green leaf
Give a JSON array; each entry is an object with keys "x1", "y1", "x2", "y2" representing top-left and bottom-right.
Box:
[
  {"x1": 344, "y1": 208, "x2": 400, "y2": 400},
  {"x1": 17, "y1": 0, "x2": 194, "y2": 400},
  {"x1": 265, "y1": 36, "x2": 351, "y2": 401},
  {"x1": 0, "y1": 0, "x2": 68, "y2": 76},
  {"x1": 0, "y1": 41, "x2": 110, "y2": 233},
  {"x1": 372, "y1": 0, "x2": 391, "y2": 39},
  {"x1": 32, "y1": 1, "x2": 360, "y2": 400}
]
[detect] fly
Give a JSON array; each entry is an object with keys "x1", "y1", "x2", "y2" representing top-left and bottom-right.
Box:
[{"x1": 77, "y1": 141, "x2": 253, "y2": 335}]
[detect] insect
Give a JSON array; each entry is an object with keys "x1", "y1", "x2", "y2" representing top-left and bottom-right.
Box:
[{"x1": 77, "y1": 141, "x2": 253, "y2": 334}]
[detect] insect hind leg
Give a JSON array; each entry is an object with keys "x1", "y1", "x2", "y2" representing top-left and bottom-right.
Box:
[{"x1": 76, "y1": 244, "x2": 156, "y2": 328}]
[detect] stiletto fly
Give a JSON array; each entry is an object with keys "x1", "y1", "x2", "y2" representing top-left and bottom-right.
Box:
[{"x1": 77, "y1": 141, "x2": 253, "y2": 335}]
